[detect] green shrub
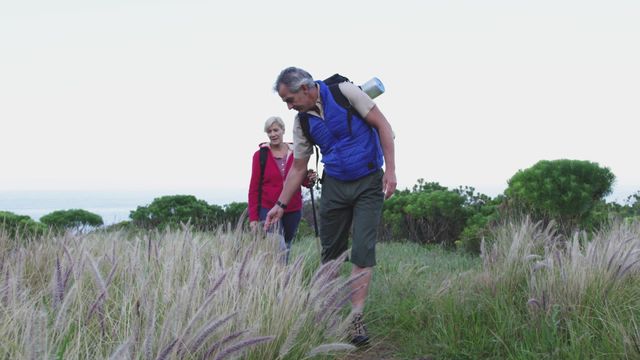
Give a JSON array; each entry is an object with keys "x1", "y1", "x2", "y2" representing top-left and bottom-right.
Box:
[
  {"x1": 381, "y1": 190, "x2": 412, "y2": 241},
  {"x1": 405, "y1": 189, "x2": 469, "y2": 246},
  {"x1": 40, "y1": 209, "x2": 104, "y2": 231},
  {"x1": 295, "y1": 218, "x2": 315, "y2": 239},
  {"x1": 102, "y1": 220, "x2": 135, "y2": 232},
  {"x1": 457, "y1": 213, "x2": 490, "y2": 254},
  {"x1": 0, "y1": 211, "x2": 47, "y2": 239},
  {"x1": 129, "y1": 195, "x2": 224, "y2": 231},
  {"x1": 221, "y1": 201, "x2": 248, "y2": 228},
  {"x1": 455, "y1": 192, "x2": 503, "y2": 254},
  {"x1": 505, "y1": 159, "x2": 615, "y2": 233},
  {"x1": 604, "y1": 191, "x2": 640, "y2": 221},
  {"x1": 382, "y1": 180, "x2": 483, "y2": 247}
]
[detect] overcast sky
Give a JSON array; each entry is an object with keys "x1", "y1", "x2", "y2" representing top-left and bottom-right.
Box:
[{"x1": 1, "y1": 0, "x2": 639, "y2": 203}]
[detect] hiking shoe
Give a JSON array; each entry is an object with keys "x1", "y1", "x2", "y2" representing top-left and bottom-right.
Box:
[{"x1": 350, "y1": 312, "x2": 370, "y2": 347}]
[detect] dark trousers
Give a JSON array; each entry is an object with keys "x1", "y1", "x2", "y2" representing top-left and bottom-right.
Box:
[{"x1": 319, "y1": 169, "x2": 384, "y2": 267}]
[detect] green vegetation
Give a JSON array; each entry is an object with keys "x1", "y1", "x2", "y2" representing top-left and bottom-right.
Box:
[
  {"x1": 505, "y1": 159, "x2": 615, "y2": 232},
  {"x1": 604, "y1": 190, "x2": 640, "y2": 222},
  {"x1": 129, "y1": 195, "x2": 243, "y2": 231},
  {"x1": 0, "y1": 210, "x2": 47, "y2": 240},
  {"x1": 40, "y1": 208, "x2": 104, "y2": 231},
  {"x1": 358, "y1": 218, "x2": 640, "y2": 359},
  {"x1": 128, "y1": 195, "x2": 250, "y2": 231},
  {"x1": 378, "y1": 160, "x2": 627, "y2": 255},
  {"x1": 221, "y1": 201, "x2": 250, "y2": 228},
  {"x1": 2, "y1": 159, "x2": 635, "y2": 250},
  {"x1": 2, "y1": 159, "x2": 640, "y2": 358},
  {"x1": 382, "y1": 180, "x2": 469, "y2": 247},
  {"x1": 381, "y1": 180, "x2": 500, "y2": 253}
]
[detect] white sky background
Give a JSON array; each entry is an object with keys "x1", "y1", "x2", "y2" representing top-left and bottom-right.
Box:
[{"x1": 1, "y1": 0, "x2": 639, "y2": 203}]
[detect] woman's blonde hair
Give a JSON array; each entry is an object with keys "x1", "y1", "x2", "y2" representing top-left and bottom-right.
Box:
[{"x1": 264, "y1": 116, "x2": 285, "y2": 132}]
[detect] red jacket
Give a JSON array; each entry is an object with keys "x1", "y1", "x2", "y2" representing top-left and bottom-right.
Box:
[{"x1": 248, "y1": 143, "x2": 304, "y2": 222}]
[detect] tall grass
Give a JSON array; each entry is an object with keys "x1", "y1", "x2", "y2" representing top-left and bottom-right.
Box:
[
  {"x1": 362, "y1": 241, "x2": 481, "y2": 358},
  {"x1": 5, "y1": 218, "x2": 639, "y2": 358},
  {"x1": 475, "y1": 218, "x2": 640, "y2": 358},
  {"x1": 365, "y1": 218, "x2": 640, "y2": 359},
  {"x1": 0, "y1": 225, "x2": 357, "y2": 359}
]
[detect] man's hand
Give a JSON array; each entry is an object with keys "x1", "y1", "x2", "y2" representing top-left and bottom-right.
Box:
[
  {"x1": 263, "y1": 206, "x2": 284, "y2": 231},
  {"x1": 383, "y1": 170, "x2": 397, "y2": 200},
  {"x1": 304, "y1": 170, "x2": 318, "y2": 188},
  {"x1": 249, "y1": 221, "x2": 259, "y2": 233}
]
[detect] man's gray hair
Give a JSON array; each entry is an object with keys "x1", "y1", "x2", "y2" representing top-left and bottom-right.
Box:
[{"x1": 273, "y1": 67, "x2": 315, "y2": 93}]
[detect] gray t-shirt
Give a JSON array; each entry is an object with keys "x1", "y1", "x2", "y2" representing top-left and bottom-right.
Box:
[{"x1": 292, "y1": 81, "x2": 376, "y2": 159}]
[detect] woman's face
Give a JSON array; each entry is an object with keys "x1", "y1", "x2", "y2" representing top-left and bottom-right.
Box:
[{"x1": 266, "y1": 124, "x2": 284, "y2": 145}]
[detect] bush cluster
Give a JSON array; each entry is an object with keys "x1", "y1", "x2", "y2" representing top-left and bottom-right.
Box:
[
  {"x1": 379, "y1": 180, "x2": 499, "y2": 251},
  {"x1": 505, "y1": 159, "x2": 616, "y2": 233},
  {"x1": 1, "y1": 196, "x2": 249, "y2": 237},
  {"x1": 129, "y1": 195, "x2": 248, "y2": 231},
  {"x1": 40, "y1": 209, "x2": 104, "y2": 231},
  {"x1": 377, "y1": 159, "x2": 637, "y2": 253},
  {"x1": 0, "y1": 211, "x2": 47, "y2": 239}
]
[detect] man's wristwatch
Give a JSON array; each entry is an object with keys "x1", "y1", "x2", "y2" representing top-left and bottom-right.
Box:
[{"x1": 276, "y1": 200, "x2": 287, "y2": 209}]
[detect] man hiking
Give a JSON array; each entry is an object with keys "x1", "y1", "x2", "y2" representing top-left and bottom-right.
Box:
[{"x1": 264, "y1": 66, "x2": 396, "y2": 346}]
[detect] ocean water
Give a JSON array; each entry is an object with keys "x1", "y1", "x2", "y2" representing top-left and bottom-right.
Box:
[{"x1": 0, "y1": 190, "x2": 246, "y2": 225}]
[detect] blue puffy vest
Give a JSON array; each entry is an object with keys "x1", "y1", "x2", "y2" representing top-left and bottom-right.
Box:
[{"x1": 303, "y1": 81, "x2": 384, "y2": 181}]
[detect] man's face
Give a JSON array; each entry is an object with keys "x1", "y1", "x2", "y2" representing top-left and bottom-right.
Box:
[{"x1": 278, "y1": 84, "x2": 314, "y2": 112}]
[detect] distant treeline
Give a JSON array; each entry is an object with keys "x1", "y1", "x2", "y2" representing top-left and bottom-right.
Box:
[
  {"x1": 2, "y1": 159, "x2": 640, "y2": 253},
  {"x1": 0, "y1": 195, "x2": 248, "y2": 239}
]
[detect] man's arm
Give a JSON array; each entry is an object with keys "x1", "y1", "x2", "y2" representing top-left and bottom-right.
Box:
[
  {"x1": 264, "y1": 156, "x2": 310, "y2": 229},
  {"x1": 364, "y1": 105, "x2": 397, "y2": 199}
]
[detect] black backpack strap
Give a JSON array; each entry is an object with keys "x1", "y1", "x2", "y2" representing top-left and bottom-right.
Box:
[
  {"x1": 257, "y1": 147, "x2": 268, "y2": 208},
  {"x1": 298, "y1": 113, "x2": 321, "y2": 183},
  {"x1": 298, "y1": 113, "x2": 314, "y2": 146},
  {"x1": 324, "y1": 73, "x2": 350, "y2": 85},
  {"x1": 328, "y1": 83, "x2": 351, "y2": 110},
  {"x1": 328, "y1": 83, "x2": 354, "y2": 136}
]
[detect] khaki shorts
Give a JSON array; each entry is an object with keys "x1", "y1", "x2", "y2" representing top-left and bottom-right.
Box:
[{"x1": 319, "y1": 169, "x2": 384, "y2": 267}]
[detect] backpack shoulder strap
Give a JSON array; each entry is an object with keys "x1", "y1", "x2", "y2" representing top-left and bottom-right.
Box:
[
  {"x1": 328, "y1": 83, "x2": 355, "y2": 136},
  {"x1": 297, "y1": 113, "x2": 321, "y2": 181},
  {"x1": 259, "y1": 146, "x2": 268, "y2": 174},
  {"x1": 324, "y1": 74, "x2": 355, "y2": 115},
  {"x1": 298, "y1": 112, "x2": 315, "y2": 146},
  {"x1": 324, "y1": 73, "x2": 350, "y2": 85},
  {"x1": 257, "y1": 146, "x2": 269, "y2": 207},
  {"x1": 328, "y1": 83, "x2": 351, "y2": 110}
]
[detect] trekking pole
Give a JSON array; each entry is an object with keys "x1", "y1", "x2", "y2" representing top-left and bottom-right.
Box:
[
  {"x1": 309, "y1": 186, "x2": 319, "y2": 238},
  {"x1": 307, "y1": 170, "x2": 321, "y2": 255}
]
